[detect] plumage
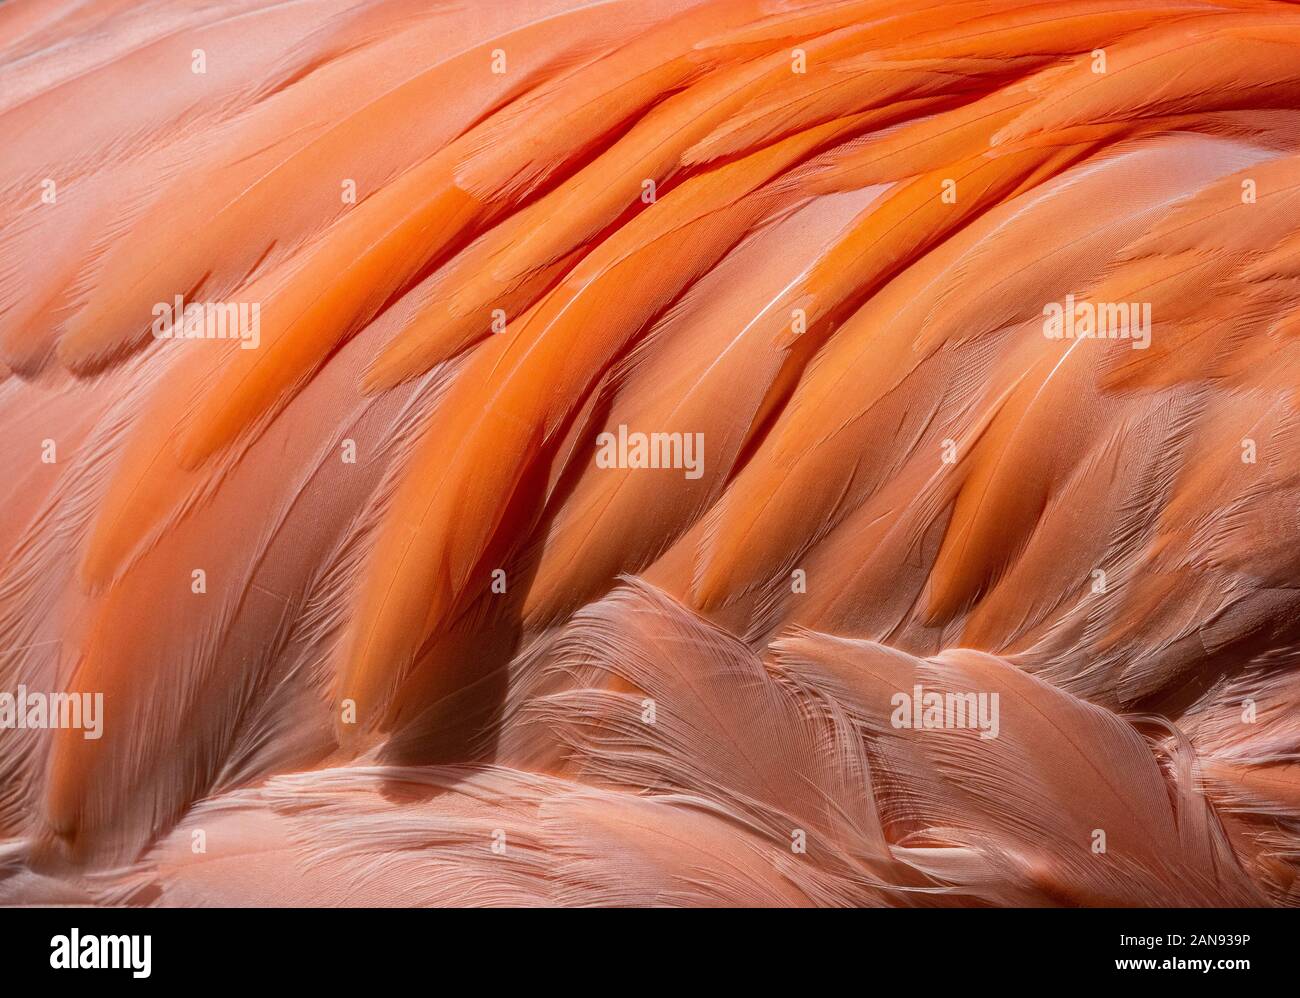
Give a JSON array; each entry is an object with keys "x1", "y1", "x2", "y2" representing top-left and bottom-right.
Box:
[{"x1": 2, "y1": 0, "x2": 1300, "y2": 908}]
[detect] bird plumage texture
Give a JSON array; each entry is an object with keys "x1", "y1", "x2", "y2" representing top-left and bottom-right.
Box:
[{"x1": 1, "y1": 0, "x2": 1299, "y2": 906}]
